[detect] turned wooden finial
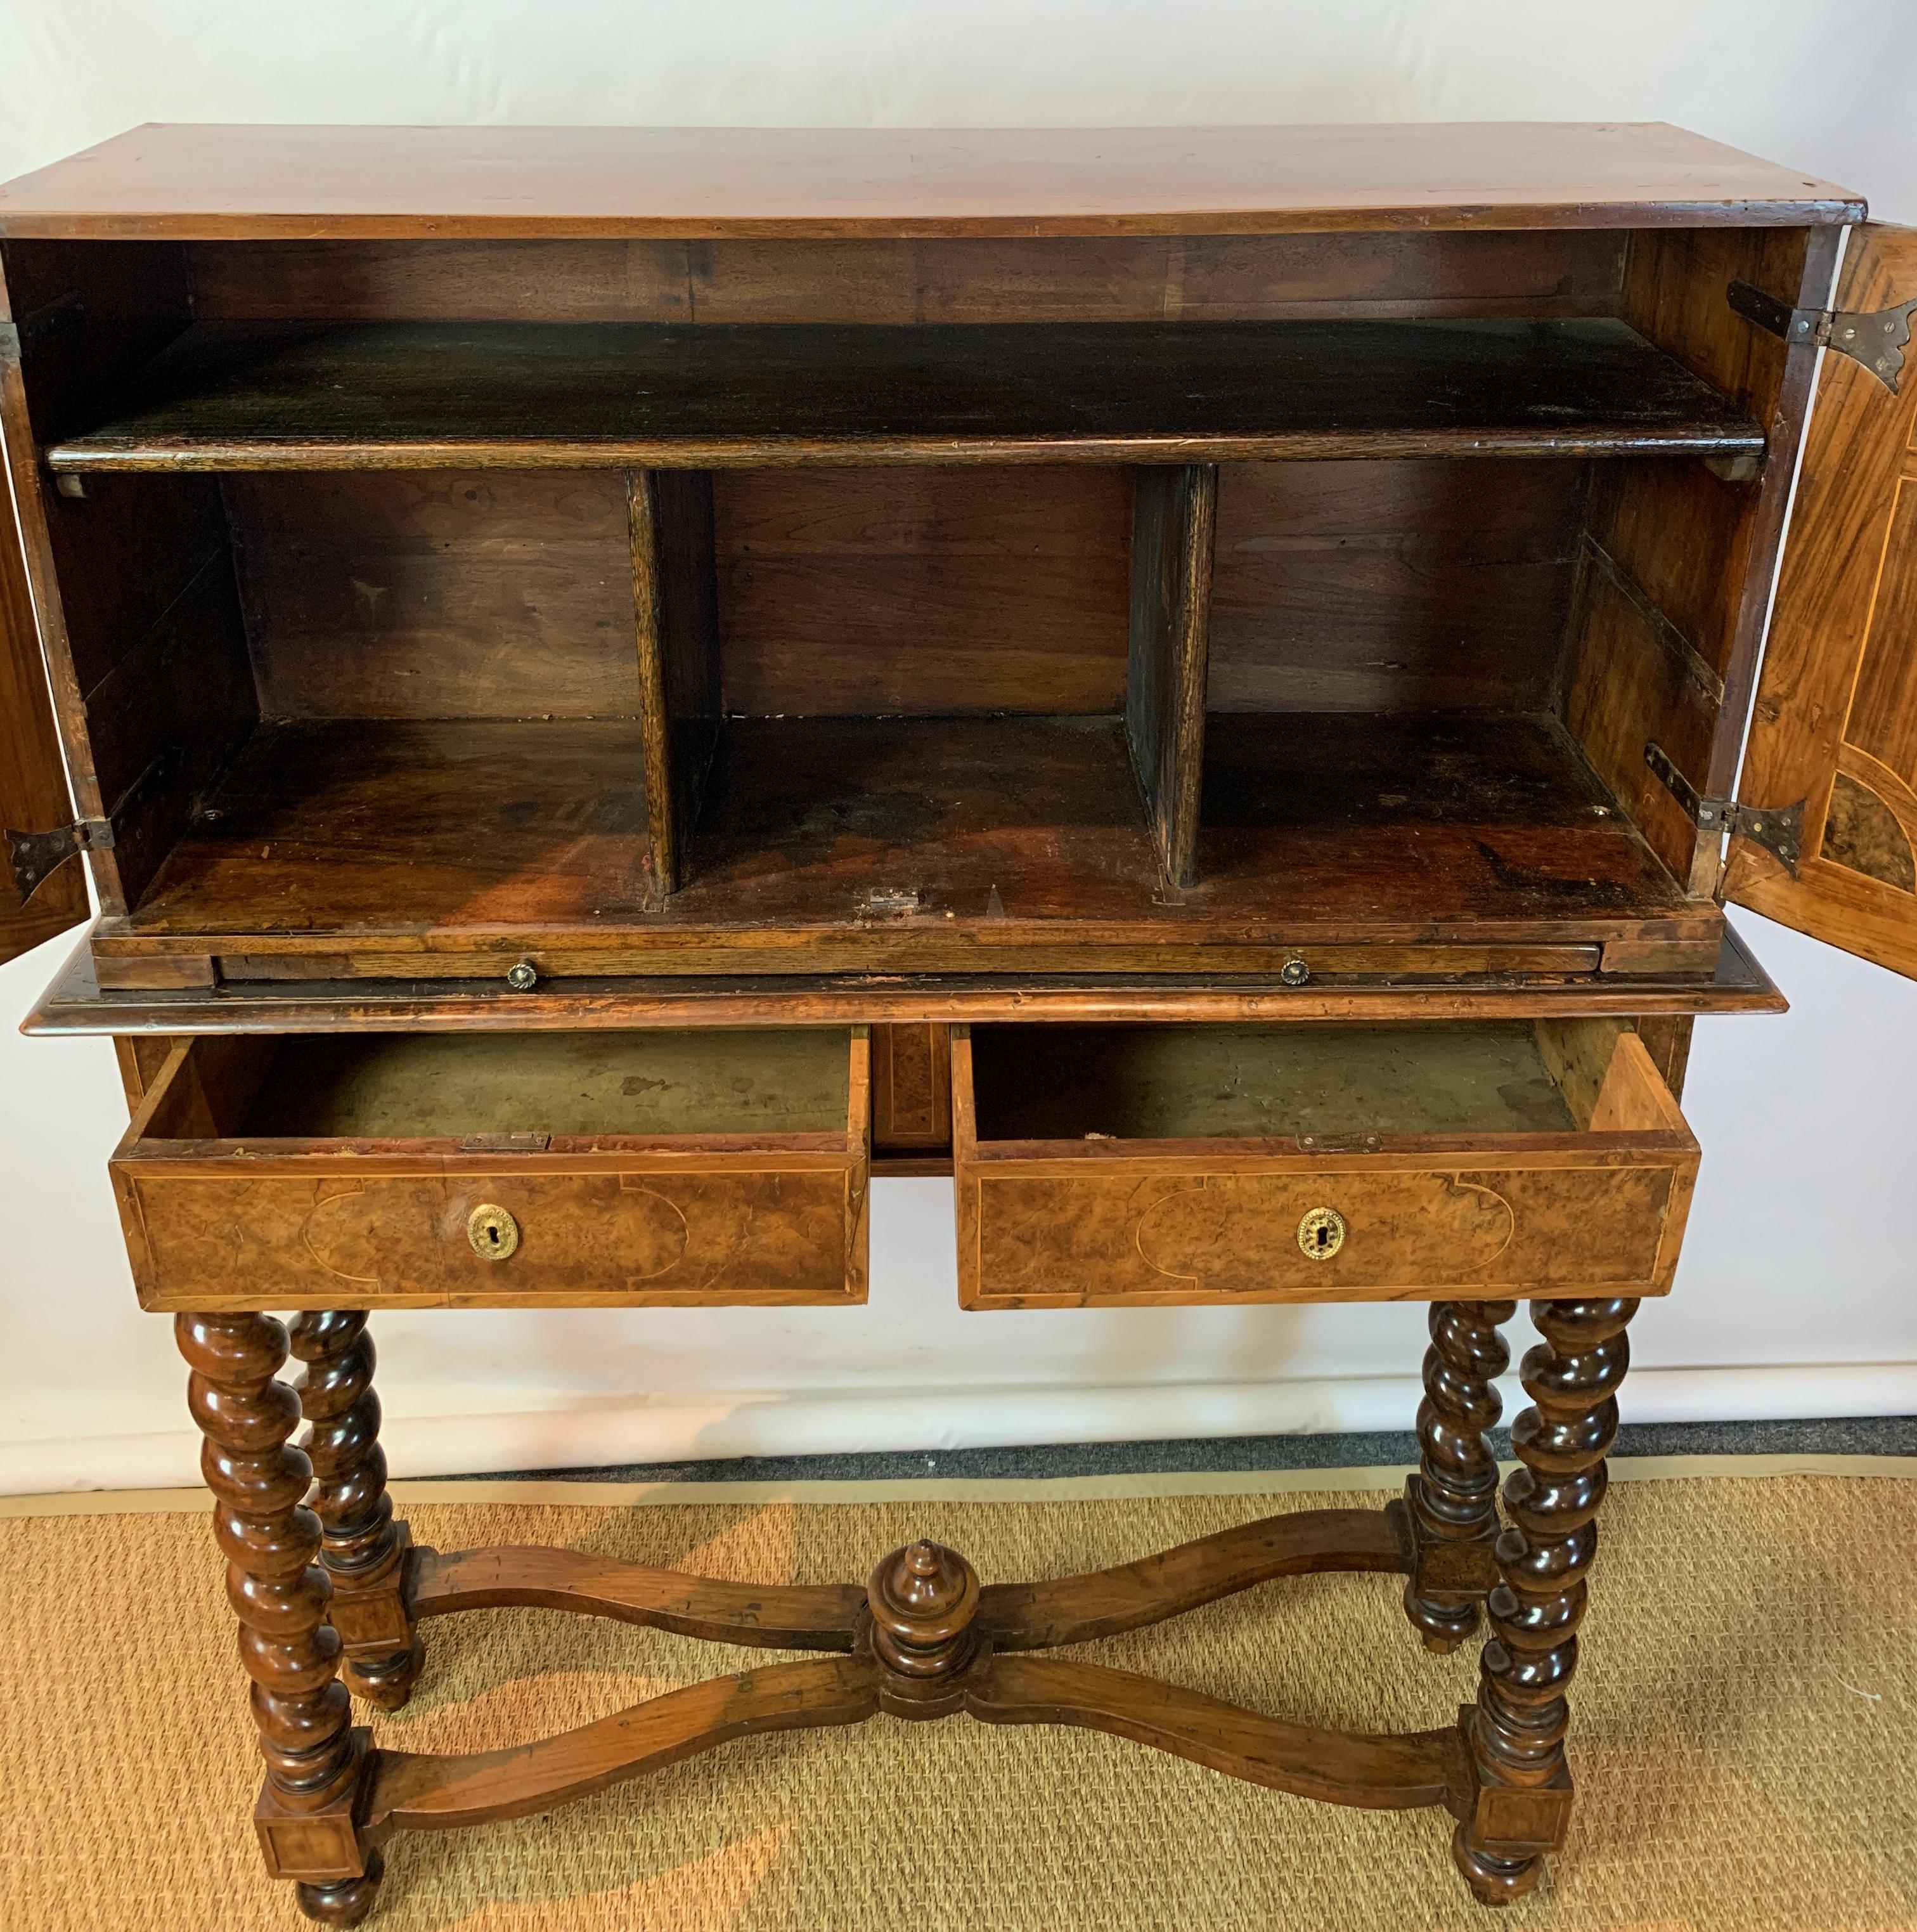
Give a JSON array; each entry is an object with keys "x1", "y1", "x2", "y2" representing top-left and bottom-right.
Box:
[{"x1": 867, "y1": 1538, "x2": 981, "y2": 1710}]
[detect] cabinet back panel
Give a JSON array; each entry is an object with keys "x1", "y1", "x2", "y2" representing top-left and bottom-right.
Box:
[
  {"x1": 228, "y1": 472, "x2": 642, "y2": 720},
  {"x1": 714, "y1": 467, "x2": 1133, "y2": 716},
  {"x1": 184, "y1": 230, "x2": 1625, "y2": 325},
  {"x1": 1210, "y1": 459, "x2": 1586, "y2": 714}
]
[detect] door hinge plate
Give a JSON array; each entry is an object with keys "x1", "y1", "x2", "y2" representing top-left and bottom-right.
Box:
[
  {"x1": 5, "y1": 816, "x2": 113, "y2": 902},
  {"x1": 1643, "y1": 742, "x2": 1805, "y2": 875},
  {"x1": 1728, "y1": 279, "x2": 1917, "y2": 394}
]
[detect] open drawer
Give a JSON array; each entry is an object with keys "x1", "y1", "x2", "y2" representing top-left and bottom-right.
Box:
[
  {"x1": 952, "y1": 1021, "x2": 1696, "y2": 1309},
  {"x1": 112, "y1": 1028, "x2": 870, "y2": 1309}
]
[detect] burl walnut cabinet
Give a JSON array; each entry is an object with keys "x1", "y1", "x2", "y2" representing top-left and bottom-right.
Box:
[{"x1": 2, "y1": 122, "x2": 1914, "y2": 1920}]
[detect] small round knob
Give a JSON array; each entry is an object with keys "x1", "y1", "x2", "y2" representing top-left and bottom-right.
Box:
[
  {"x1": 1280, "y1": 957, "x2": 1310, "y2": 987},
  {"x1": 1297, "y1": 1207, "x2": 1346, "y2": 1261},
  {"x1": 467, "y1": 1203, "x2": 520, "y2": 1262},
  {"x1": 506, "y1": 959, "x2": 538, "y2": 991}
]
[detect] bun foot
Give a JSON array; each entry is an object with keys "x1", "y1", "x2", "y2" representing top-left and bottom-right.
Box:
[
  {"x1": 1403, "y1": 1582, "x2": 1478, "y2": 1654},
  {"x1": 296, "y1": 1849, "x2": 385, "y2": 1926},
  {"x1": 345, "y1": 1637, "x2": 425, "y2": 1712},
  {"x1": 1452, "y1": 1825, "x2": 1540, "y2": 1905}
]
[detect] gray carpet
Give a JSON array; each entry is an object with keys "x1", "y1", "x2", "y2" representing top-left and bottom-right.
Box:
[{"x1": 461, "y1": 1413, "x2": 1916, "y2": 1486}]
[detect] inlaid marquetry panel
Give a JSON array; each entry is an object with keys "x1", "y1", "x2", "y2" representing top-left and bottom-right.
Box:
[
  {"x1": 1730, "y1": 221, "x2": 1917, "y2": 977},
  {"x1": 959, "y1": 1162, "x2": 1682, "y2": 1308}
]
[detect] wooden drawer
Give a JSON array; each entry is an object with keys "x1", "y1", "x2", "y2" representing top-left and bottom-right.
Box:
[
  {"x1": 952, "y1": 1020, "x2": 1696, "y2": 1309},
  {"x1": 113, "y1": 1028, "x2": 869, "y2": 1311}
]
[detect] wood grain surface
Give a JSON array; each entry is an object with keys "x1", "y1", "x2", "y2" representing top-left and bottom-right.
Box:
[
  {"x1": 44, "y1": 318, "x2": 1766, "y2": 471},
  {"x1": 952, "y1": 1022, "x2": 1697, "y2": 1308},
  {"x1": 0, "y1": 123, "x2": 1861, "y2": 239},
  {"x1": 112, "y1": 1030, "x2": 871, "y2": 1309},
  {"x1": 1728, "y1": 221, "x2": 1917, "y2": 976}
]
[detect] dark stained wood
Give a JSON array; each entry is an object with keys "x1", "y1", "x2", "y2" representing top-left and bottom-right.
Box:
[
  {"x1": 632, "y1": 469, "x2": 720, "y2": 894},
  {"x1": 288, "y1": 1312, "x2": 422, "y2": 1713},
  {"x1": 175, "y1": 1310, "x2": 383, "y2": 1919},
  {"x1": 1401, "y1": 1302, "x2": 1516, "y2": 1653},
  {"x1": 713, "y1": 465, "x2": 1132, "y2": 716},
  {"x1": 1728, "y1": 223, "x2": 1917, "y2": 978},
  {"x1": 32, "y1": 925, "x2": 1790, "y2": 1036},
  {"x1": 1209, "y1": 460, "x2": 1587, "y2": 714},
  {"x1": 366, "y1": 1657, "x2": 879, "y2": 1837},
  {"x1": 2, "y1": 239, "x2": 195, "y2": 443},
  {"x1": 410, "y1": 1545, "x2": 865, "y2": 1648},
  {"x1": 120, "y1": 718, "x2": 659, "y2": 939},
  {"x1": 1, "y1": 243, "x2": 250, "y2": 918},
  {"x1": 868, "y1": 1539, "x2": 983, "y2": 1716},
  {"x1": 1559, "y1": 224, "x2": 1831, "y2": 893},
  {"x1": 0, "y1": 124, "x2": 1861, "y2": 240},
  {"x1": 979, "y1": 1508, "x2": 1407, "y2": 1650},
  {"x1": 1127, "y1": 465, "x2": 1215, "y2": 888},
  {"x1": 0, "y1": 418, "x2": 85, "y2": 967},
  {"x1": 969, "y1": 1655, "x2": 1465, "y2": 1810},
  {"x1": 184, "y1": 230, "x2": 1631, "y2": 326},
  {"x1": 1196, "y1": 713, "x2": 1709, "y2": 946},
  {"x1": 1455, "y1": 1297, "x2": 1636, "y2": 1902},
  {"x1": 44, "y1": 319, "x2": 1767, "y2": 472},
  {"x1": 72, "y1": 547, "x2": 259, "y2": 910},
  {"x1": 226, "y1": 470, "x2": 640, "y2": 721}
]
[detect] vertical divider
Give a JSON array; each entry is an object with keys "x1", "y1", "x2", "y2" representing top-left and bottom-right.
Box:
[
  {"x1": 629, "y1": 468, "x2": 723, "y2": 897},
  {"x1": 1125, "y1": 463, "x2": 1217, "y2": 891}
]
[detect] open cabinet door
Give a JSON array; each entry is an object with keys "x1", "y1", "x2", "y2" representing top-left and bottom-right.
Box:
[
  {"x1": 0, "y1": 425, "x2": 84, "y2": 968},
  {"x1": 1728, "y1": 223, "x2": 1917, "y2": 976}
]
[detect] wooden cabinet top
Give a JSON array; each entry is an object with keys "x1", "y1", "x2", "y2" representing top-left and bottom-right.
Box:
[{"x1": 0, "y1": 122, "x2": 1863, "y2": 241}]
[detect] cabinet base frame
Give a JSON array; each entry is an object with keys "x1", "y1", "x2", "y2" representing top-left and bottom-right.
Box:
[{"x1": 183, "y1": 1296, "x2": 1632, "y2": 1921}]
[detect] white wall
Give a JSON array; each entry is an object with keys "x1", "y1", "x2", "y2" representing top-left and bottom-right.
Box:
[{"x1": 3, "y1": 0, "x2": 1914, "y2": 1492}]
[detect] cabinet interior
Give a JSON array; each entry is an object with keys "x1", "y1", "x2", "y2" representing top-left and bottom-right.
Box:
[{"x1": 8, "y1": 221, "x2": 1812, "y2": 984}]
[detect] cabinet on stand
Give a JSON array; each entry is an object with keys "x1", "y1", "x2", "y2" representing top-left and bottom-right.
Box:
[{"x1": 4, "y1": 122, "x2": 1916, "y2": 1920}]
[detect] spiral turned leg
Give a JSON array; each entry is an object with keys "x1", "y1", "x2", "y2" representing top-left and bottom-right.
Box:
[
  {"x1": 290, "y1": 1313, "x2": 422, "y2": 1713},
  {"x1": 1453, "y1": 1296, "x2": 1637, "y2": 1905},
  {"x1": 178, "y1": 1313, "x2": 382, "y2": 1926},
  {"x1": 1404, "y1": 1299, "x2": 1515, "y2": 1653}
]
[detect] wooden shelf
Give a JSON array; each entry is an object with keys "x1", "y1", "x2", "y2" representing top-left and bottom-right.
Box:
[
  {"x1": 123, "y1": 718, "x2": 659, "y2": 937},
  {"x1": 674, "y1": 710, "x2": 1703, "y2": 939},
  {"x1": 86, "y1": 711, "x2": 1719, "y2": 984},
  {"x1": 45, "y1": 319, "x2": 1765, "y2": 471}
]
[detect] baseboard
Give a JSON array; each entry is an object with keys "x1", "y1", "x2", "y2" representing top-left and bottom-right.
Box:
[{"x1": 3, "y1": 1359, "x2": 1913, "y2": 1498}]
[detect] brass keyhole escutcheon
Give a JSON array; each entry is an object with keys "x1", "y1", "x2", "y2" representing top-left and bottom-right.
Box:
[
  {"x1": 1297, "y1": 1207, "x2": 1346, "y2": 1262},
  {"x1": 467, "y1": 1203, "x2": 520, "y2": 1262}
]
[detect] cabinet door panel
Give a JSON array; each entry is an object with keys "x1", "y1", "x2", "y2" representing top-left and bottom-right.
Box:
[
  {"x1": 1729, "y1": 222, "x2": 1917, "y2": 975},
  {"x1": 0, "y1": 410, "x2": 84, "y2": 967}
]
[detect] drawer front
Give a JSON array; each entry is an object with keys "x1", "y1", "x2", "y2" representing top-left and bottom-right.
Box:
[
  {"x1": 959, "y1": 1160, "x2": 1686, "y2": 1307},
  {"x1": 952, "y1": 1024, "x2": 1697, "y2": 1309},
  {"x1": 117, "y1": 1162, "x2": 864, "y2": 1309},
  {"x1": 113, "y1": 1030, "x2": 869, "y2": 1311}
]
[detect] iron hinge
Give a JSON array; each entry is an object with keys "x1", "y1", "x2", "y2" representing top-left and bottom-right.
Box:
[
  {"x1": 1728, "y1": 279, "x2": 1917, "y2": 394},
  {"x1": 1643, "y1": 742, "x2": 1805, "y2": 875},
  {"x1": 5, "y1": 816, "x2": 113, "y2": 902}
]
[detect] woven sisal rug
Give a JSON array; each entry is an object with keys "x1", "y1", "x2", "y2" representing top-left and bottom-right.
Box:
[{"x1": 3, "y1": 1468, "x2": 1911, "y2": 1931}]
